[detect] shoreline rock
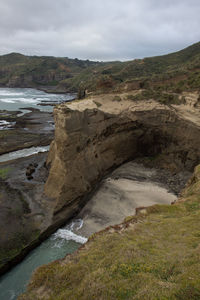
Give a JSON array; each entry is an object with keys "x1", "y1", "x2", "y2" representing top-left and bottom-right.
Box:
[{"x1": 0, "y1": 108, "x2": 54, "y2": 155}]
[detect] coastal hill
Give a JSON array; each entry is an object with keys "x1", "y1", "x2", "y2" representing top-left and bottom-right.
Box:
[
  {"x1": 0, "y1": 41, "x2": 200, "y2": 94},
  {"x1": 0, "y1": 52, "x2": 102, "y2": 91}
]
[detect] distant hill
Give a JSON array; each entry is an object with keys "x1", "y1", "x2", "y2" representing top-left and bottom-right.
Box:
[
  {"x1": 0, "y1": 52, "x2": 102, "y2": 91},
  {"x1": 0, "y1": 42, "x2": 200, "y2": 94}
]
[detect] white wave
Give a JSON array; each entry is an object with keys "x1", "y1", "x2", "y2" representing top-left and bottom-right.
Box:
[
  {"x1": 1, "y1": 97, "x2": 39, "y2": 103},
  {"x1": 0, "y1": 120, "x2": 10, "y2": 125},
  {"x1": 35, "y1": 97, "x2": 51, "y2": 100},
  {"x1": 70, "y1": 219, "x2": 84, "y2": 231},
  {"x1": 0, "y1": 99, "x2": 16, "y2": 103},
  {"x1": 18, "y1": 98, "x2": 39, "y2": 103},
  {"x1": 0, "y1": 91, "x2": 24, "y2": 96},
  {"x1": 17, "y1": 109, "x2": 31, "y2": 117},
  {"x1": 0, "y1": 120, "x2": 16, "y2": 130},
  {"x1": 0, "y1": 145, "x2": 50, "y2": 162},
  {"x1": 53, "y1": 228, "x2": 87, "y2": 244}
]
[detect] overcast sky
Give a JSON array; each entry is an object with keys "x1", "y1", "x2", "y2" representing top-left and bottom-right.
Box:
[{"x1": 0, "y1": 0, "x2": 200, "y2": 61}]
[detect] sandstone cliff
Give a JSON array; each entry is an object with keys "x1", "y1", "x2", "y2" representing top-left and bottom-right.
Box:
[{"x1": 45, "y1": 92, "x2": 200, "y2": 225}]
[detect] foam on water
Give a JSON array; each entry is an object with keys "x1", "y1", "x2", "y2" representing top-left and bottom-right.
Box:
[
  {"x1": 0, "y1": 91, "x2": 24, "y2": 96},
  {"x1": 70, "y1": 219, "x2": 84, "y2": 231},
  {"x1": 1, "y1": 99, "x2": 15, "y2": 103},
  {"x1": 0, "y1": 88, "x2": 75, "y2": 114},
  {"x1": 0, "y1": 120, "x2": 16, "y2": 130},
  {"x1": 1, "y1": 97, "x2": 40, "y2": 103},
  {"x1": 52, "y1": 219, "x2": 87, "y2": 246},
  {"x1": 53, "y1": 229, "x2": 87, "y2": 244},
  {"x1": 17, "y1": 98, "x2": 39, "y2": 103},
  {"x1": 0, "y1": 146, "x2": 50, "y2": 162},
  {"x1": 0, "y1": 120, "x2": 10, "y2": 125}
]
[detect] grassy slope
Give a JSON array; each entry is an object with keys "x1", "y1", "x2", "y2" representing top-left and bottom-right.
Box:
[
  {"x1": 1, "y1": 41, "x2": 200, "y2": 92},
  {"x1": 20, "y1": 165, "x2": 200, "y2": 300},
  {"x1": 58, "y1": 41, "x2": 200, "y2": 93}
]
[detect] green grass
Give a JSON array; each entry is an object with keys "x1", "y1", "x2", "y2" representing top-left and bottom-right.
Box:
[
  {"x1": 56, "y1": 41, "x2": 200, "y2": 94},
  {"x1": 0, "y1": 167, "x2": 11, "y2": 179},
  {"x1": 126, "y1": 89, "x2": 185, "y2": 105},
  {"x1": 19, "y1": 165, "x2": 200, "y2": 300}
]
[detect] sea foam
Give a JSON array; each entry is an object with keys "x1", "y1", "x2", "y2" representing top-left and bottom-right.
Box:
[
  {"x1": 53, "y1": 229, "x2": 87, "y2": 244},
  {"x1": 0, "y1": 146, "x2": 50, "y2": 162}
]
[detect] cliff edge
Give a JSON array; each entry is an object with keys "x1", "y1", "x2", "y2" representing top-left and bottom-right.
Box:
[{"x1": 45, "y1": 92, "x2": 200, "y2": 225}]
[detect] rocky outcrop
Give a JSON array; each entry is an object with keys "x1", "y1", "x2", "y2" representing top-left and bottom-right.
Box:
[{"x1": 44, "y1": 94, "x2": 200, "y2": 224}]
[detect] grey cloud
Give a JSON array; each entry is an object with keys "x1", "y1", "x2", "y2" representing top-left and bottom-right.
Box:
[{"x1": 0, "y1": 0, "x2": 199, "y2": 60}]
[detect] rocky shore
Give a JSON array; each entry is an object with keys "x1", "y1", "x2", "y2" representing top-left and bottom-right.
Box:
[{"x1": 0, "y1": 108, "x2": 54, "y2": 155}]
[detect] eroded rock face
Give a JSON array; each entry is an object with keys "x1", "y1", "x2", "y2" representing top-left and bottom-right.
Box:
[{"x1": 45, "y1": 96, "x2": 200, "y2": 223}]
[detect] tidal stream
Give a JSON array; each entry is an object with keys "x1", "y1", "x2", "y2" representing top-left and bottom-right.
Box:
[{"x1": 0, "y1": 220, "x2": 87, "y2": 300}]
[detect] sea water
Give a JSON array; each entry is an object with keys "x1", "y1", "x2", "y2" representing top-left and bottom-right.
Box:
[
  {"x1": 0, "y1": 219, "x2": 87, "y2": 300},
  {"x1": 0, "y1": 87, "x2": 75, "y2": 114}
]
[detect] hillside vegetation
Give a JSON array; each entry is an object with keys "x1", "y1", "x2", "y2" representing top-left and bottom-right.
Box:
[
  {"x1": 0, "y1": 53, "x2": 101, "y2": 90},
  {"x1": 57, "y1": 41, "x2": 200, "y2": 94},
  {"x1": 20, "y1": 165, "x2": 200, "y2": 300},
  {"x1": 1, "y1": 42, "x2": 200, "y2": 95}
]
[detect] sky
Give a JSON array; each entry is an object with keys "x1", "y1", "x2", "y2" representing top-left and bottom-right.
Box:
[{"x1": 0, "y1": 0, "x2": 200, "y2": 61}]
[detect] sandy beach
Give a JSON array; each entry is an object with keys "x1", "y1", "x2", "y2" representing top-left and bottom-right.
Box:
[{"x1": 76, "y1": 162, "x2": 189, "y2": 237}]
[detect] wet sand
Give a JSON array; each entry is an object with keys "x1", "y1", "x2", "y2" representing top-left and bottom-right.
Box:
[{"x1": 76, "y1": 162, "x2": 190, "y2": 237}]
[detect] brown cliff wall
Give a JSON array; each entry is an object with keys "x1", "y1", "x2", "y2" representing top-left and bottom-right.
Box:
[{"x1": 44, "y1": 96, "x2": 200, "y2": 223}]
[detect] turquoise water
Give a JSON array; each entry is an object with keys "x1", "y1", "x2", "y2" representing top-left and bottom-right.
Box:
[
  {"x1": 0, "y1": 220, "x2": 87, "y2": 300},
  {"x1": 0, "y1": 87, "x2": 75, "y2": 114}
]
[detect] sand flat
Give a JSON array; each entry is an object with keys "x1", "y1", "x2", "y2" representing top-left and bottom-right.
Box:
[{"x1": 76, "y1": 162, "x2": 178, "y2": 237}]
